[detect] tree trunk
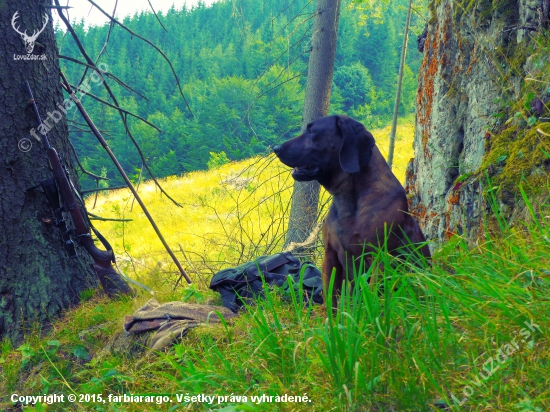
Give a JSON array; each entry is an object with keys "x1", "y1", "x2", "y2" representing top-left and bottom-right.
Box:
[
  {"x1": 284, "y1": 0, "x2": 342, "y2": 252},
  {"x1": 406, "y1": 0, "x2": 549, "y2": 242},
  {"x1": 387, "y1": 0, "x2": 412, "y2": 169},
  {"x1": 0, "y1": 0, "x2": 98, "y2": 340}
]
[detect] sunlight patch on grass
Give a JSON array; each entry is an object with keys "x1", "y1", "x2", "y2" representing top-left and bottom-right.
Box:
[{"x1": 87, "y1": 119, "x2": 415, "y2": 286}]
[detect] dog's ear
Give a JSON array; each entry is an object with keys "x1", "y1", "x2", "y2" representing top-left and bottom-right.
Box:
[{"x1": 336, "y1": 115, "x2": 375, "y2": 173}]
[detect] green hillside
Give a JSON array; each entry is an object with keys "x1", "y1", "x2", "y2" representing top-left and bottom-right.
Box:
[{"x1": 56, "y1": 0, "x2": 423, "y2": 189}]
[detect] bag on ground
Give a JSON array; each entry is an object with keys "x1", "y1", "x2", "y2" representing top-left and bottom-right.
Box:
[{"x1": 209, "y1": 251, "x2": 323, "y2": 312}]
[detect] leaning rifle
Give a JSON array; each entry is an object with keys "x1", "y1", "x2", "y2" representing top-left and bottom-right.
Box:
[
  {"x1": 59, "y1": 71, "x2": 192, "y2": 286},
  {"x1": 23, "y1": 80, "x2": 133, "y2": 298}
]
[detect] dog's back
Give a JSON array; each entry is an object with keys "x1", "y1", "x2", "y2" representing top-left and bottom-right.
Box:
[{"x1": 274, "y1": 115, "x2": 430, "y2": 297}]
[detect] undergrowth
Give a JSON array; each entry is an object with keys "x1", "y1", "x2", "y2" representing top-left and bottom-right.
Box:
[
  {"x1": 1, "y1": 178, "x2": 549, "y2": 411},
  {"x1": 1, "y1": 117, "x2": 548, "y2": 411}
]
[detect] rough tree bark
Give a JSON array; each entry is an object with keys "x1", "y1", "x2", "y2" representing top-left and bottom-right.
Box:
[
  {"x1": 406, "y1": 0, "x2": 550, "y2": 243},
  {"x1": 284, "y1": 0, "x2": 342, "y2": 251},
  {"x1": 0, "y1": 0, "x2": 98, "y2": 340}
]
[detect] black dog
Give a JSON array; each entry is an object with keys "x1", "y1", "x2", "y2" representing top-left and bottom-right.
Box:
[{"x1": 274, "y1": 115, "x2": 430, "y2": 300}]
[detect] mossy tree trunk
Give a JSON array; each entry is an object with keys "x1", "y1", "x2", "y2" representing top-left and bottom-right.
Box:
[
  {"x1": 406, "y1": 0, "x2": 550, "y2": 243},
  {"x1": 0, "y1": 0, "x2": 97, "y2": 340},
  {"x1": 284, "y1": 0, "x2": 342, "y2": 251}
]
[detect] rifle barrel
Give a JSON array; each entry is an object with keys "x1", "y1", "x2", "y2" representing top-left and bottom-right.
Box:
[
  {"x1": 23, "y1": 80, "x2": 133, "y2": 297},
  {"x1": 59, "y1": 72, "x2": 192, "y2": 285}
]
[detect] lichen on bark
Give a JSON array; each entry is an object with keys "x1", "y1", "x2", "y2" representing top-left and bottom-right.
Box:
[{"x1": 407, "y1": 0, "x2": 550, "y2": 244}]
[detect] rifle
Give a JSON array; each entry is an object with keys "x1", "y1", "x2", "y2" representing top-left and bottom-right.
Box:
[
  {"x1": 58, "y1": 71, "x2": 192, "y2": 287},
  {"x1": 23, "y1": 80, "x2": 133, "y2": 298}
]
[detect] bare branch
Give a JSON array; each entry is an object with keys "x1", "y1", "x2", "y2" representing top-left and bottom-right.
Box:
[
  {"x1": 130, "y1": 162, "x2": 144, "y2": 212},
  {"x1": 283, "y1": 221, "x2": 322, "y2": 253},
  {"x1": 55, "y1": 2, "x2": 182, "y2": 207},
  {"x1": 88, "y1": 212, "x2": 133, "y2": 222},
  {"x1": 67, "y1": 138, "x2": 109, "y2": 181},
  {"x1": 60, "y1": 72, "x2": 190, "y2": 283},
  {"x1": 86, "y1": 0, "x2": 194, "y2": 116},
  {"x1": 147, "y1": 0, "x2": 168, "y2": 32},
  {"x1": 60, "y1": 55, "x2": 148, "y2": 100},
  {"x1": 68, "y1": 82, "x2": 162, "y2": 132},
  {"x1": 87, "y1": 0, "x2": 119, "y2": 82},
  {"x1": 81, "y1": 185, "x2": 127, "y2": 195}
]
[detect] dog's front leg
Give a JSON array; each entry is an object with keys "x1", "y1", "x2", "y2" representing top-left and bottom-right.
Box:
[{"x1": 322, "y1": 245, "x2": 344, "y2": 308}]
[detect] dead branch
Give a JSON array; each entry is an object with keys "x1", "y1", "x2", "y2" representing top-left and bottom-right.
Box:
[
  {"x1": 283, "y1": 220, "x2": 322, "y2": 253},
  {"x1": 60, "y1": 72, "x2": 191, "y2": 284},
  {"x1": 56, "y1": 1, "x2": 182, "y2": 208},
  {"x1": 67, "y1": 138, "x2": 108, "y2": 181},
  {"x1": 68, "y1": 82, "x2": 162, "y2": 132},
  {"x1": 86, "y1": 0, "x2": 193, "y2": 116},
  {"x1": 60, "y1": 55, "x2": 148, "y2": 100},
  {"x1": 88, "y1": 212, "x2": 133, "y2": 222},
  {"x1": 81, "y1": 185, "x2": 127, "y2": 195},
  {"x1": 147, "y1": 0, "x2": 168, "y2": 32}
]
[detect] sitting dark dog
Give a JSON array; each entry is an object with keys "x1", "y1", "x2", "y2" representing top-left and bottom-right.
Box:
[{"x1": 273, "y1": 115, "x2": 430, "y2": 300}]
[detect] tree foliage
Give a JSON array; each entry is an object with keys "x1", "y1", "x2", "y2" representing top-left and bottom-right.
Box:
[{"x1": 56, "y1": 0, "x2": 424, "y2": 189}]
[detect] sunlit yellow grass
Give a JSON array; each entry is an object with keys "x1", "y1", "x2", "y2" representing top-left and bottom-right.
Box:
[
  {"x1": 372, "y1": 116, "x2": 416, "y2": 184},
  {"x1": 87, "y1": 117, "x2": 415, "y2": 286}
]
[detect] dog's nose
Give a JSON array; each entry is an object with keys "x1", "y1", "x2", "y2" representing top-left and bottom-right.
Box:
[{"x1": 273, "y1": 145, "x2": 281, "y2": 155}]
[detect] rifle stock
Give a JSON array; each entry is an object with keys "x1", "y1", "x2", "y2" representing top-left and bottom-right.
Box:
[
  {"x1": 24, "y1": 80, "x2": 132, "y2": 298},
  {"x1": 48, "y1": 146, "x2": 132, "y2": 297},
  {"x1": 59, "y1": 71, "x2": 192, "y2": 286}
]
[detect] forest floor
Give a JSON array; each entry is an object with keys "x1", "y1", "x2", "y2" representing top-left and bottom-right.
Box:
[{"x1": 1, "y1": 116, "x2": 549, "y2": 411}]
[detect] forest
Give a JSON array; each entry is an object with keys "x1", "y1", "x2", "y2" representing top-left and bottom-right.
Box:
[
  {"x1": 56, "y1": 0, "x2": 423, "y2": 188},
  {"x1": 2, "y1": 0, "x2": 549, "y2": 409}
]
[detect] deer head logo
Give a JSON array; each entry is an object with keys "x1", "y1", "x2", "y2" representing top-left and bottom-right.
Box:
[{"x1": 11, "y1": 11, "x2": 49, "y2": 54}]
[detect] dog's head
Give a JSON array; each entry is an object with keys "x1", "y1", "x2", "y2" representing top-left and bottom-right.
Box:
[{"x1": 273, "y1": 115, "x2": 375, "y2": 183}]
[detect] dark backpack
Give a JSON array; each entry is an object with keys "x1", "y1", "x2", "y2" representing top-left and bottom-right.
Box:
[{"x1": 209, "y1": 252, "x2": 323, "y2": 312}]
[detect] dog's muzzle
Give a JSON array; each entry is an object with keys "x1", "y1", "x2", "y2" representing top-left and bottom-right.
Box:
[{"x1": 273, "y1": 145, "x2": 320, "y2": 181}]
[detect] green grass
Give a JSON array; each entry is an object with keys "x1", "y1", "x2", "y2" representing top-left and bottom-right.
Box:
[
  {"x1": 1, "y1": 120, "x2": 549, "y2": 411},
  {"x1": 1, "y1": 187, "x2": 549, "y2": 411}
]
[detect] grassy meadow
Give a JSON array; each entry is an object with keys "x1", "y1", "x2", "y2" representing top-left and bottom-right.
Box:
[
  {"x1": 1, "y1": 117, "x2": 550, "y2": 411},
  {"x1": 86, "y1": 117, "x2": 416, "y2": 288}
]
